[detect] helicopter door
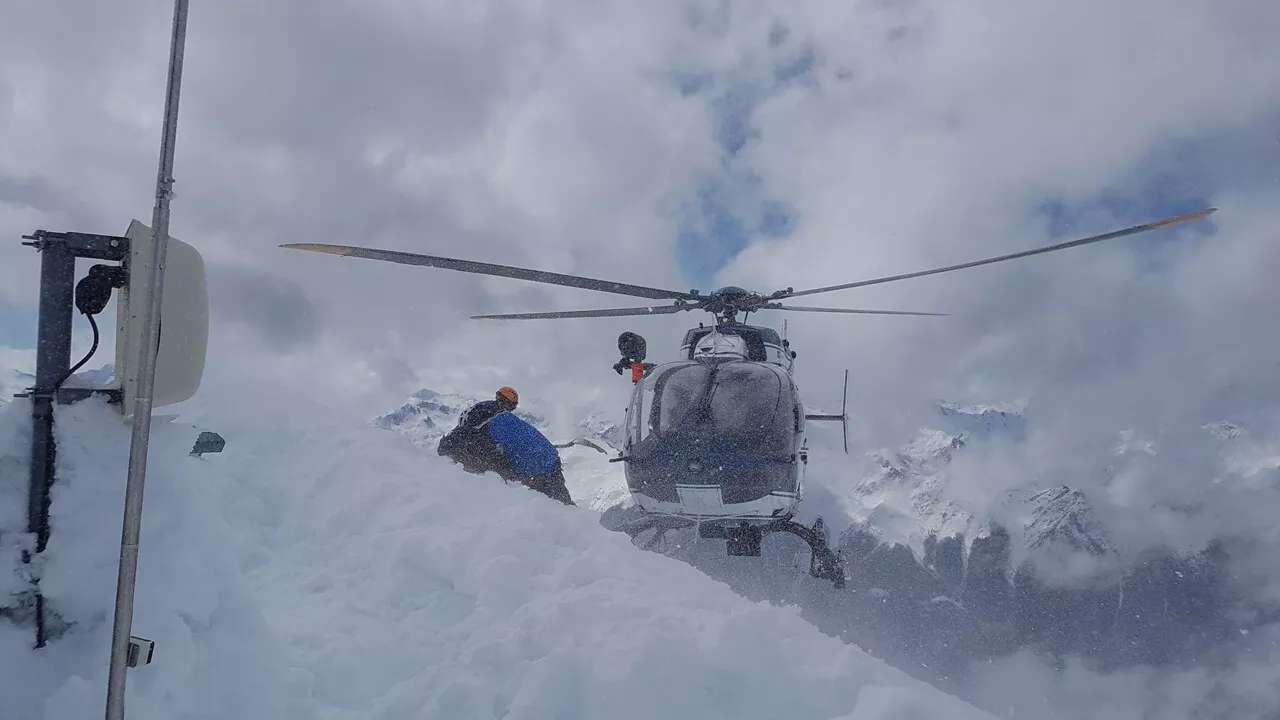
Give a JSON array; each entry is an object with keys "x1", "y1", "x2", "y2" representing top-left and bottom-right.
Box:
[{"x1": 625, "y1": 369, "x2": 662, "y2": 447}]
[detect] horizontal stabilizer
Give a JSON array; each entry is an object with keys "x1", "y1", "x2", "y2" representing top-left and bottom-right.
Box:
[{"x1": 805, "y1": 370, "x2": 850, "y2": 453}]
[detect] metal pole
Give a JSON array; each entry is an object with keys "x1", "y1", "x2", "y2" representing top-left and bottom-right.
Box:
[
  {"x1": 26, "y1": 238, "x2": 76, "y2": 648},
  {"x1": 104, "y1": 0, "x2": 188, "y2": 716}
]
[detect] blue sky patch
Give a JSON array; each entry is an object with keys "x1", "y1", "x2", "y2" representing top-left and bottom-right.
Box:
[
  {"x1": 671, "y1": 19, "x2": 816, "y2": 289},
  {"x1": 0, "y1": 298, "x2": 35, "y2": 349},
  {"x1": 1035, "y1": 140, "x2": 1221, "y2": 275}
]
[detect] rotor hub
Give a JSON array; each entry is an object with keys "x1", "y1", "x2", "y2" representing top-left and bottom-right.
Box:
[{"x1": 703, "y1": 286, "x2": 769, "y2": 321}]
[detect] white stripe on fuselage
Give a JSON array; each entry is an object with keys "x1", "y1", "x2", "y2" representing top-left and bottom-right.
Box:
[{"x1": 632, "y1": 487, "x2": 800, "y2": 522}]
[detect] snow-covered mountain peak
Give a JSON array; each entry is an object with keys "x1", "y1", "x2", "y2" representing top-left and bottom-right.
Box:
[
  {"x1": 936, "y1": 400, "x2": 1028, "y2": 442},
  {"x1": 373, "y1": 386, "x2": 629, "y2": 453},
  {"x1": 1021, "y1": 485, "x2": 1113, "y2": 555},
  {"x1": 1205, "y1": 420, "x2": 1246, "y2": 441},
  {"x1": 370, "y1": 386, "x2": 630, "y2": 510},
  {"x1": 866, "y1": 401, "x2": 1027, "y2": 478},
  {"x1": 849, "y1": 399, "x2": 1130, "y2": 582},
  {"x1": 575, "y1": 410, "x2": 625, "y2": 447},
  {"x1": 372, "y1": 388, "x2": 547, "y2": 443},
  {"x1": 853, "y1": 401, "x2": 1028, "y2": 538}
]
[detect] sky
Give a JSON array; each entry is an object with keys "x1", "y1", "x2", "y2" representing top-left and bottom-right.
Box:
[
  {"x1": 3, "y1": 3, "x2": 1280, "y2": 715},
  {"x1": 2, "y1": 0, "x2": 1279, "y2": 436}
]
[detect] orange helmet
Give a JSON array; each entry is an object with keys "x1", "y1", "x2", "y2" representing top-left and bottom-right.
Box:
[{"x1": 496, "y1": 386, "x2": 519, "y2": 405}]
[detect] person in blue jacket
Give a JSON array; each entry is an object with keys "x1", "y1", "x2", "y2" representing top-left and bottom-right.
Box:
[{"x1": 437, "y1": 386, "x2": 575, "y2": 506}]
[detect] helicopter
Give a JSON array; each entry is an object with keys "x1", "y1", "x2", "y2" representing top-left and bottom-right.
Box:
[{"x1": 281, "y1": 206, "x2": 1216, "y2": 587}]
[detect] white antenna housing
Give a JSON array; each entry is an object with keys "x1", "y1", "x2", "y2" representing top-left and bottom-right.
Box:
[{"x1": 114, "y1": 218, "x2": 209, "y2": 413}]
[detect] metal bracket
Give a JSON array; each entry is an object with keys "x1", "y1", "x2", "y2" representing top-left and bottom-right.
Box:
[
  {"x1": 20, "y1": 227, "x2": 131, "y2": 651},
  {"x1": 11, "y1": 388, "x2": 123, "y2": 405},
  {"x1": 22, "y1": 231, "x2": 130, "y2": 262}
]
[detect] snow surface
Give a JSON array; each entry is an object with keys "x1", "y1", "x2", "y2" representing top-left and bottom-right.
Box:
[{"x1": 0, "y1": 370, "x2": 997, "y2": 719}]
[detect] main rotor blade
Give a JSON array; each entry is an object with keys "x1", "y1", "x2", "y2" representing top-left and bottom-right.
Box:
[
  {"x1": 470, "y1": 304, "x2": 691, "y2": 320},
  {"x1": 280, "y1": 242, "x2": 698, "y2": 302},
  {"x1": 784, "y1": 208, "x2": 1216, "y2": 299},
  {"x1": 767, "y1": 304, "x2": 947, "y2": 317}
]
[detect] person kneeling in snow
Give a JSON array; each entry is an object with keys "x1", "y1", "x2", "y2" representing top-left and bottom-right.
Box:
[{"x1": 437, "y1": 387, "x2": 576, "y2": 506}]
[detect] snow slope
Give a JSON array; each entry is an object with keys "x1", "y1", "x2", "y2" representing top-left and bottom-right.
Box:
[
  {"x1": 0, "y1": 371, "x2": 996, "y2": 719},
  {"x1": 373, "y1": 387, "x2": 1276, "y2": 720}
]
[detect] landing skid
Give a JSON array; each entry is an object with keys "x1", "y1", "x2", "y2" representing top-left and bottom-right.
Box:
[
  {"x1": 610, "y1": 510, "x2": 845, "y2": 588},
  {"x1": 698, "y1": 518, "x2": 846, "y2": 589}
]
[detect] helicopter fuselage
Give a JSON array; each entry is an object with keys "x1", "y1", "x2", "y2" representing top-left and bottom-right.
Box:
[{"x1": 618, "y1": 323, "x2": 813, "y2": 524}]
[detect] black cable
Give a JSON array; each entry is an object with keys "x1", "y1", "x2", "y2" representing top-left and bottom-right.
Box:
[
  {"x1": 58, "y1": 312, "x2": 99, "y2": 386},
  {"x1": 55, "y1": 264, "x2": 125, "y2": 388}
]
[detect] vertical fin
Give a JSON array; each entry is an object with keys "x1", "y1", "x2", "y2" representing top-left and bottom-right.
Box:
[{"x1": 841, "y1": 369, "x2": 849, "y2": 455}]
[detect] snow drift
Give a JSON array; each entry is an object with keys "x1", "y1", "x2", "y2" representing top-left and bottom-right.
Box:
[
  {"x1": 0, "y1": 396, "x2": 293, "y2": 719},
  {"x1": 374, "y1": 385, "x2": 1280, "y2": 720},
  {"x1": 0, "y1": 373, "x2": 996, "y2": 719}
]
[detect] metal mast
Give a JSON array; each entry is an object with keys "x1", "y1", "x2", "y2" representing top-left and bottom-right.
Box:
[{"x1": 104, "y1": 0, "x2": 190, "y2": 717}]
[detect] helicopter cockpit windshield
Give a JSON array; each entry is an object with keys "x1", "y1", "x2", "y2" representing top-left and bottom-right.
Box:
[
  {"x1": 622, "y1": 359, "x2": 801, "y2": 505},
  {"x1": 649, "y1": 361, "x2": 796, "y2": 456}
]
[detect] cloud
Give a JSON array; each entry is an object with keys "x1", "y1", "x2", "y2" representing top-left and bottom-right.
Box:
[
  {"x1": 0, "y1": 0, "x2": 1274, "y2": 506},
  {"x1": 207, "y1": 263, "x2": 322, "y2": 353},
  {"x1": 5, "y1": 0, "x2": 1280, "y2": 716},
  {"x1": 707, "y1": 1, "x2": 1280, "y2": 430},
  {"x1": 1, "y1": 0, "x2": 1275, "y2": 510},
  {"x1": 0, "y1": 0, "x2": 726, "y2": 409}
]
